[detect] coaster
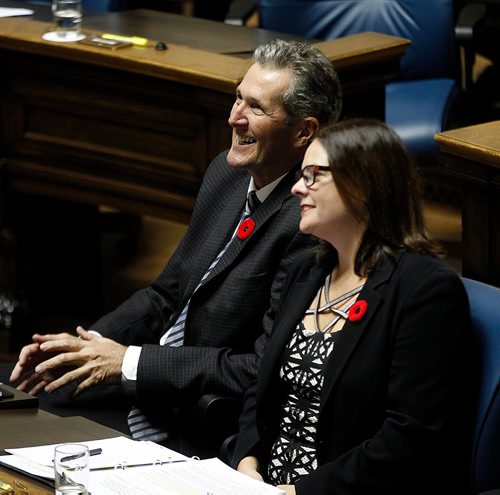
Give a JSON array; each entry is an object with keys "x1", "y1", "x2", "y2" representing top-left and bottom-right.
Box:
[{"x1": 42, "y1": 31, "x2": 86, "y2": 42}]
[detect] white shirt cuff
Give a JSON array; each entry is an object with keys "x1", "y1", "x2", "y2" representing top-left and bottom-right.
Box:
[{"x1": 122, "y1": 345, "x2": 141, "y2": 381}]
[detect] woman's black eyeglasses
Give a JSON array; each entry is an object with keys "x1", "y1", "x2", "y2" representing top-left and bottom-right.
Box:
[{"x1": 295, "y1": 165, "x2": 331, "y2": 187}]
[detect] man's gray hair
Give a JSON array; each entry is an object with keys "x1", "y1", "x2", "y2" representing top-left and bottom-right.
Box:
[{"x1": 253, "y1": 39, "x2": 342, "y2": 126}]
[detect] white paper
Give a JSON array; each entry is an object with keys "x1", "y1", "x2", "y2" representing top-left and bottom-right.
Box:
[
  {"x1": 0, "y1": 454, "x2": 53, "y2": 479},
  {"x1": 2, "y1": 437, "x2": 285, "y2": 494},
  {"x1": 90, "y1": 458, "x2": 286, "y2": 495},
  {"x1": 5, "y1": 436, "x2": 189, "y2": 472},
  {"x1": 0, "y1": 7, "x2": 34, "y2": 17}
]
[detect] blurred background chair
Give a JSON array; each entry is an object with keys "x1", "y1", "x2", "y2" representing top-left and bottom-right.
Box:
[
  {"x1": 462, "y1": 278, "x2": 500, "y2": 494},
  {"x1": 457, "y1": 0, "x2": 500, "y2": 124},
  {"x1": 82, "y1": 0, "x2": 130, "y2": 10},
  {"x1": 226, "y1": 0, "x2": 486, "y2": 202}
]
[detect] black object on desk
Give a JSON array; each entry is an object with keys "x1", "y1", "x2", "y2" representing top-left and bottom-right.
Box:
[
  {"x1": 0, "y1": 385, "x2": 14, "y2": 399},
  {"x1": 0, "y1": 384, "x2": 38, "y2": 410}
]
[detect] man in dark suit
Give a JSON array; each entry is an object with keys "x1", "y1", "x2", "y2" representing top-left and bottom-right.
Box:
[{"x1": 8, "y1": 39, "x2": 342, "y2": 456}]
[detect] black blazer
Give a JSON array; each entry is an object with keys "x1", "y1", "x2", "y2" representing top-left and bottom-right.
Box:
[
  {"x1": 91, "y1": 150, "x2": 314, "y2": 406},
  {"x1": 230, "y1": 250, "x2": 472, "y2": 494}
]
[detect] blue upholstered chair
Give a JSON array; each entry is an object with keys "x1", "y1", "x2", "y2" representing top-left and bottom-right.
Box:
[
  {"x1": 227, "y1": 0, "x2": 484, "y2": 168},
  {"x1": 82, "y1": 0, "x2": 130, "y2": 11},
  {"x1": 461, "y1": 277, "x2": 500, "y2": 494}
]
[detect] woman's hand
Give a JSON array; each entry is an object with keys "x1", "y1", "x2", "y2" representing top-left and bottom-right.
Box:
[
  {"x1": 277, "y1": 485, "x2": 296, "y2": 494},
  {"x1": 237, "y1": 456, "x2": 263, "y2": 482}
]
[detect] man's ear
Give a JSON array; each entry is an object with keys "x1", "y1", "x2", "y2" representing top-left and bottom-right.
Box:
[{"x1": 296, "y1": 117, "x2": 320, "y2": 146}]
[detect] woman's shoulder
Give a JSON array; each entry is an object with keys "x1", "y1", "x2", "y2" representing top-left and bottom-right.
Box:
[
  {"x1": 389, "y1": 250, "x2": 466, "y2": 297},
  {"x1": 397, "y1": 250, "x2": 459, "y2": 278}
]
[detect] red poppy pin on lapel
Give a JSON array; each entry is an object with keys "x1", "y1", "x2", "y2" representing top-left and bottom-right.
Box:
[
  {"x1": 348, "y1": 300, "x2": 368, "y2": 322},
  {"x1": 237, "y1": 218, "x2": 255, "y2": 240}
]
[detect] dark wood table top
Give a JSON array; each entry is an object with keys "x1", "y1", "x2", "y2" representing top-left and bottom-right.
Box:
[
  {"x1": 84, "y1": 8, "x2": 311, "y2": 54},
  {"x1": 0, "y1": 1, "x2": 310, "y2": 54},
  {"x1": 435, "y1": 120, "x2": 500, "y2": 169},
  {"x1": 0, "y1": 409, "x2": 126, "y2": 495},
  {"x1": 0, "y1": 8, "x2": 410, "y2": 94}
]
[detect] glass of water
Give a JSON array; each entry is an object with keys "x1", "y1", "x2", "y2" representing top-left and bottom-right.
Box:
[
  {"x1": 54, "y1": 444, "x2": 90, "y2": 495},
  {"x1": 44, "y1": 0, "x2": 85, "y2": 42}
]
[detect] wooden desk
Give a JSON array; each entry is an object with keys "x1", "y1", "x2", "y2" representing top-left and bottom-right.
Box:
[
  {"x1": 435, "y1": 120, "x2": 500, "y2": 287},
  {"x1": 0, "y1": 409, "x2": 125, "y2": 494},
  {"x1": 0, "y1": 9, "x2": 409, "y2": 222}
]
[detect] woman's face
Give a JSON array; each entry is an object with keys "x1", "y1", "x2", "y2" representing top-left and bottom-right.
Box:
[{"x1": 291, "y1": 140, "x2": 363, "y2": 246}]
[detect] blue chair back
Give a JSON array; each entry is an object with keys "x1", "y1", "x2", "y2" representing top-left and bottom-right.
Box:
[
  {"x1": 258, "y1": 0, "x2": 459, "y2": 82},
  {"x1": 257, "y1": 0, "x2": 461, "y2": 164},
  {"x1": 82, "y1": 0, "x2": 130, "y2": 11},
  {"x1": 462, "y1": 277, "x2": 500, "y2": 494}
]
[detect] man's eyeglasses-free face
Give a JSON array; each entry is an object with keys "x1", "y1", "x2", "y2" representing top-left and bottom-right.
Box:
[{"x1": 295, "y1": 165, "x2": 331, "y2": 187}]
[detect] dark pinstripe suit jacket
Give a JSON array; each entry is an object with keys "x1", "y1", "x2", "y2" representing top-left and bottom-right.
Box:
[{"x1": 91, "y1": 150, "x2": 314, "y2": 408}]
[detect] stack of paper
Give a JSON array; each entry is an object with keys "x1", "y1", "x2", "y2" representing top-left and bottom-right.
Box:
[
  {"x1": 90, "y1": 458, "x2": 286, "y2": 495},
  {"x1": 0, "y1": 7, "x2": 34, "y2": 17},
  {"x1": 1, "y1": 436, "x2": 188, "y2": 475},
  {"x1": 0, "y1": 436, "x2": 285, "y2": 494}
]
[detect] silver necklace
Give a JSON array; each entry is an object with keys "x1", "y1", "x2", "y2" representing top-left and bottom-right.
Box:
[{"x1": 305, "y1": 273, "x2": 364, "y2": 333}]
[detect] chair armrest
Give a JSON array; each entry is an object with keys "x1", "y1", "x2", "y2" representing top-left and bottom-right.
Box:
[
  {"x1": 224, "y1": 0, "x2": 257, "y2": 25},
  {"x1": 196, "y1": 393, "x2": 241, "y2": 427},
  {"x1": 455, "y1": 2, "x2": 487, "y2": 93}
]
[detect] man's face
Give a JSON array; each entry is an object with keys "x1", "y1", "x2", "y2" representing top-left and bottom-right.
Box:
[{"x1": 227, "y1": 63, "x2": 304, "y2": 188}]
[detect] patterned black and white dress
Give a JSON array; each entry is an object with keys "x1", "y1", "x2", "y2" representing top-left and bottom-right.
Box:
[{"x1": 267, "y1": 321, "x2": 339, "y2": 485}]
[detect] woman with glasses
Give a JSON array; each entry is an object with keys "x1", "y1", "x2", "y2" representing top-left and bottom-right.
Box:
[{"x1": 229, "y1": 119, "x2": 471, "y2": 494}]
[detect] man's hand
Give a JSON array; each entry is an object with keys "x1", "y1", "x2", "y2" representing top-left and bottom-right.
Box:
[
  {"x1": 12, "y1": 327, "x2": 127, "y2": 398},
  {"x1": 10, "y1": 332, "x2": 75, "y2": 395},
  {"x1": 32, "y1": 326, "x2": 127, "y2": 398},
  {"x1": 237, "y1": 456, "x2": 263, "y2": 482}
]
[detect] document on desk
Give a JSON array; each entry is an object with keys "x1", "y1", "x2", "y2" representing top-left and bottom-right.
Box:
[
  {"x1": 0, "y1": 436, "x2": 188, "y2": 479},
  {"x1": 1, "y1": 435, "x2": 285, "y2": 494},
  {"x1": 0, "y1": 8, "x2": 34, "y2": 17},
  {"x1": 91, "y1": 457, "x2": 286, "y2": 495}
]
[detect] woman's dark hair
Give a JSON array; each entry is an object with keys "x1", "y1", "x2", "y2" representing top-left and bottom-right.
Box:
[{"x1": 314, "y1": 118, "x2": 443, "y2": 276}]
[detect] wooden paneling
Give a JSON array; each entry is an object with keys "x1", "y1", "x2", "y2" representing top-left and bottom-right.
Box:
[
  {"x1": 0, "y1": 14, "x2": 408, "y2": 223},
  {"x1": 435, "y1": 120, "x2": 500, "y2": 286}
]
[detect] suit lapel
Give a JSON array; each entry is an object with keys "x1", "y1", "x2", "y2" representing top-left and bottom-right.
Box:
[
  {"x1": 185, "y1": 171, "x2": 249, "y2": 297},
  {"x1": 257, "y1": 261, "x2": 331, "y2": 401},
  {"x1": 201, "y1": 168, "x2": 297, "y2": 284},
  {"x1": 255, "y1": 253, "x2": 398, "y2": 416},
  {"x1": 319, "y1": 257, "x2": 396, "y2": 411}
]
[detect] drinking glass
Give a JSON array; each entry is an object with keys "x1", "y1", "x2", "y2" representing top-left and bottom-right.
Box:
[
  {"x1": 54, "y1": 444, "x2": 89, "y2": 495},
  {"x1": 43, "y1": 0, "x2": 85, "y2": 42}
]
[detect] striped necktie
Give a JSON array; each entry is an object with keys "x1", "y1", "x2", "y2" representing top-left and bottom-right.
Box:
[{"x1": 128, "y1": 192, "x2": 259, "y2": 442}]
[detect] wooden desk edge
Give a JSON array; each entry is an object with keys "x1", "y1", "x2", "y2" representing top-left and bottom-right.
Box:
[
  {"x1": 0, "y1": 412, "x2": 127, "y2": 494},
  {"x1": 0, "y1": 18, "x2": 410, "y2": 93},
  {"x1": 435, "y1": 121, "x2": 500, "y2": 169}
]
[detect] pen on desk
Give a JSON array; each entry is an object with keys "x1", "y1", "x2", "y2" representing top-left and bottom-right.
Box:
[
  {"x1": 101, "y1": 33, "x2": 149, "y2": 46},
  {"x1": 90, "y1": 459, "x2": 188, "y2": 471},
  {"x1": 60, "y1": 447, "x2": 102, "y2": 463}
]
